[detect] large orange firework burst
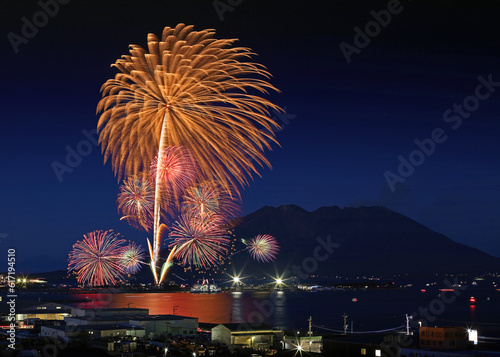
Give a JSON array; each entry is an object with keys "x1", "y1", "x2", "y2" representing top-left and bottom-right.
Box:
[{"x1": 97, "y1": 23, "x2": 281, "y2": 283}]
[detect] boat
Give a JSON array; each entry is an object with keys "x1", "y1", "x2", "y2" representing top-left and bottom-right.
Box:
[{"x1": 190, "y1": 279, "x2": 221, "y2": 293}]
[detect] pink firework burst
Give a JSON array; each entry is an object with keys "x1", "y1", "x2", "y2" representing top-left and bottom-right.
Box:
[
  {"x1": 150, "y1": 146, "x2": 198, "y2": 205},
  {"x1": 68, "y1": 230, "x2": 126, "y2": 286},
  {"x1": 169, "y1": 213, "x2": 230, "y2": 268},
  {"x1": 117, "y1": 177, "x2": 155, "y2": 232},
  {"x1": 245, "y1": 234, "x2": 280, "y2": 263}
]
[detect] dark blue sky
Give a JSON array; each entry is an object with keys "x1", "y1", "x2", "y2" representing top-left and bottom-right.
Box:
[{"x1": 2, "y1": 1, "x2": 500, "y2": 272}]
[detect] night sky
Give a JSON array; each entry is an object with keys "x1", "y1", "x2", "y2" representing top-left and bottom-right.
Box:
[{"x1": 2, "y1": 1, "x2": 500, "y2": 272}]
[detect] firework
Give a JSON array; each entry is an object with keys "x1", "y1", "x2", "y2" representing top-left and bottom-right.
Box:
[
  {"x1": 68, "y1": 230, "x2": 126, "y2": 286},
  {"x1": 169, "y1": 213, "x2": 230, "y2": 268},
  {"x1": 150, "y1": 146, "x2": 198, "y2": 207},
  {"x1": 182, "y1": 181, "x2": 240, "y2": 222},
  {"x1": 117, "y1": 177, "x2": 155, "y2": 232},
  {"x1": 121, "y1": 242, "x2": 146, "y2": 274},
  {"x1": 244, "y1": 234, "x2": 280, "y2": 263},
  {"x1": 97, "y1": 23, "x2": 281, "y2": 283}
]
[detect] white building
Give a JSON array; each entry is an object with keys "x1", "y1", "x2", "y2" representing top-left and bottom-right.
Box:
[{"x1": 211, "y1": 323, "x2": 283, "y2": 349}]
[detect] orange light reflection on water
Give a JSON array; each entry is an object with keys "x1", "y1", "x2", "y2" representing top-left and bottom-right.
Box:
[{"x1": 75, "y1": 292, "x2": 234, "y2": 323}]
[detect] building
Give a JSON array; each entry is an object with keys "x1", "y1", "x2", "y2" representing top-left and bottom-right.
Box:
[
  {"x1": 322, "y1": 334, "x2": 390, "y2": 357},
  {"x1": 419, "y1": 327, "x2": 468, "y2": 350},
  {"x1": 70, "y1": 307, "x2": 149, "y2": 317},
  {"x1": 64, "y1": 313, "x2": 197, "y2": 338},
  {"x1": 284, "y1": 335, "x2": 323, "y2": 353},
  {"x1": 128, "y1": 315, "x2": 198, "y2": 337},
  {"x1": 400, "y1": 348, "x2": 500, "y2": 357},
  {"x1": 41, "y1": 324, "x2": 145, "y2": 343},
  {"x1": 211, "y1": 323, "x2": 283, "y2": 350},
  {"x1": 17, "y1": 302, "x2": 73, "y2": 321}
]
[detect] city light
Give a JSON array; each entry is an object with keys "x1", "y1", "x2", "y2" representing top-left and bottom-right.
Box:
[
  {"x1": 276, "y1": 278, "x2": 283, "y2": 284},
  {"x1": 468, "y1": 329, "x2": 478, "y2": 345},
  {"x1": 234, "y1": 277, "x2": 240, "y2": 283}
]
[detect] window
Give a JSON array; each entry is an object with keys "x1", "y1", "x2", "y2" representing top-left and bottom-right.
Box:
[
  {"x1": 361, "y1": 348, "x2": 366, "y2": 355},
  {"x1": 375, "y1": 349, "x2": 381, "y2": 357}
]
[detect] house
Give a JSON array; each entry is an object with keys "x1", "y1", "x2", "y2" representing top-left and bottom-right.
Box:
[{"x1": 211, "y1": 323, "x2": 283, "y2": 349}]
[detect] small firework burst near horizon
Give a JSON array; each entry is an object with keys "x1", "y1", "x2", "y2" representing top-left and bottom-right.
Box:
[
  {"x1": 121, "y1": 242, "x2": 146, "y2": 274},
  {"x1": 68, "y1": 230, "x2": 126, "y2": 287},
  {"x1": 244, "y1": 234, "x2": 280, "y2": 263},
  {"x1": 169, "y1": 213, "x2": 230, "y2": 269}
]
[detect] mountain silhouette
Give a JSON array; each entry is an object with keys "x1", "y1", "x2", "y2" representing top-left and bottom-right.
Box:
[{"x1": 227, "y1": 204, "x2": 500, "y2": 279}]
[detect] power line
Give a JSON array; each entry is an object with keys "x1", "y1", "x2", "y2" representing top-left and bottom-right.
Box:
[{"x1": 312, "y1": 323, "x2": 405, "y2": 334}]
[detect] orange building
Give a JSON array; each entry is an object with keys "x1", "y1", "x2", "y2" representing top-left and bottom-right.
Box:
[{"x1": 419, "y1": 326, "x2": 468, "y2": 350}]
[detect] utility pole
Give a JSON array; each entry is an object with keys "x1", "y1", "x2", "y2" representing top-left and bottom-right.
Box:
[
  {"x1": 406, "y1": 314, "x2": 413, "y2": 335},
  {"x1": 308, "y1": 316, "x2": 312, "y2": 352},
  {"x1": 342, "y1": 313, "x2": 348, "y2": 335}
]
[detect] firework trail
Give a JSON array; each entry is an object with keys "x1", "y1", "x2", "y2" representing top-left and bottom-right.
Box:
[
  {"x1": 121, "y1": 242, "x2": 146, "y2": 274},
  {"x1": 169, "y1": 213, "x2": 230, "y2": 269},
  {"x1": 68, "y1": 230, "x2": 126, "y2": 286},
  {"x1": 243, "y1": 234, "x2": 280, "y2": 263}
]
